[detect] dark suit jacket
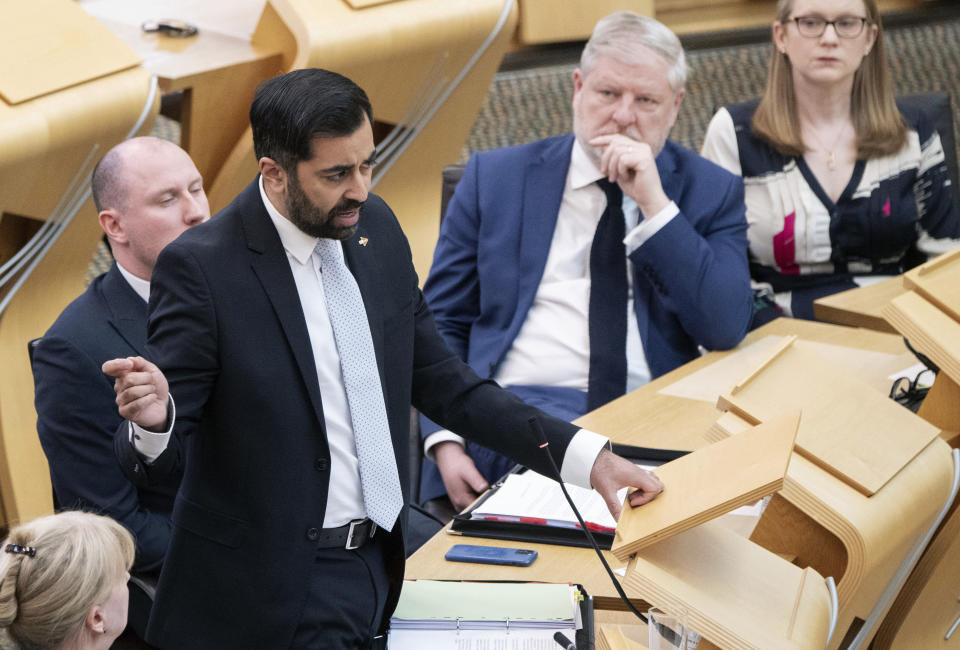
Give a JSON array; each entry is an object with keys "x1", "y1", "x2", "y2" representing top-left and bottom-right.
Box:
[
  {"x1": 140, "y1": 179, "x2": 579, "y2": 648},
  {"x1": 32, "y1": 264, "x2": 179, "y2": 573},
  {"x1": 419, "y1": 134, "x2": 753, "y2": 501}
]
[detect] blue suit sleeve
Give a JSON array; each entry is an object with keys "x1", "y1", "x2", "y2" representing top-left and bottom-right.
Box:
[
  {"x1": 422, "y1": 155, "x2": 483, "y2": 362},
  {"x1": 629, "y1": 172, "x2": 753, "y2": 351},
  {"x1": 33, "y1": 336, "x2": 172, "y2": 573},
  {"x1": 420, "y1": 155, "x2": 484, "y2": 439}
]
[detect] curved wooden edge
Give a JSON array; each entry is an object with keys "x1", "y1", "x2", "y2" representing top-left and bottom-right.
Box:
[
  {"x1": 623, "y1": 521, "x2": 832, "y2": 649},
  {"x1": 0, "y1": 68, "x2": 159, "y2": 526},
  {"x1": 209, "y1": 0, "x2": 519, "y2": 277}
]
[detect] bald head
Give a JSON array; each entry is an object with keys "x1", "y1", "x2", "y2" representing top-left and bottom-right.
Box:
[{"x1": 94, "y1": 137, "x2": 210, "y2": 280}]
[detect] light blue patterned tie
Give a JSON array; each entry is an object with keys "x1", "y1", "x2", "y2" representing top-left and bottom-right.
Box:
[{"x1": 315, "y1": 238, "x2": 403, "y2": 531}]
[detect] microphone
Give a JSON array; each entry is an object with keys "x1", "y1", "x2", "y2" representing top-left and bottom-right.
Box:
[
  {"x1": 528, "y1": 416, "x2": 650, "y2": 625},
  {"x1": 553, "y1": 630, "x2": 577, "y2": 650}
]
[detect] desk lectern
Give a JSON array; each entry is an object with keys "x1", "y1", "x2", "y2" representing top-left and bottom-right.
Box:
[
  {"x1": 0, "y1": 0, "x2": 158, "y2": 527},
  {"x1": 875, "y1": 248, "x2": 960, "y2": 648},
  {"x1": 612, "y1": 412, "x2": 836, "y2": 649},
  {"x1": 707, "y1": 336, "x2": 954, "y2": 649}
]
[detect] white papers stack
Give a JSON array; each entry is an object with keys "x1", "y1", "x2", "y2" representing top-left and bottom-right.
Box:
[{"x1": 470, "y1": 470, "x2": 632, "y2": 533}]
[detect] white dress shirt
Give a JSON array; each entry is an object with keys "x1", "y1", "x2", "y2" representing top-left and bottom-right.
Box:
[
  {"x1": 116, "y1": 262, "x2": 150, "y2": 302},
  {"x1": 132, "y1": 177, "x2": 609, "y2": 523},
  {"x1": 425, "y1": 140, "x2": 678, "y2": 456}
]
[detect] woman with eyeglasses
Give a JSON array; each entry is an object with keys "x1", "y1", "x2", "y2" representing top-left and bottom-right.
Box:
[{"x1": 702, "y1": 0, "x2": 959, "y2": 322}]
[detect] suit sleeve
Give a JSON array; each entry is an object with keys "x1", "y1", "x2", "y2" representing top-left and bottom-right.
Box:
[
  {"x1": 421, "y1": 154, "x2": 483, "y2": 362},
  {"x1": 629, "y1": 169, "x2": 753, "y2": 350},
  {"x1": 418, "y1": 155, "x2": 484, "y2": 439},
  {"x1": 33, "y1": 336, "x2": 172, "y2": 573}
]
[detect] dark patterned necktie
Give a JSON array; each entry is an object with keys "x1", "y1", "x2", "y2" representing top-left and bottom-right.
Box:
[{"x1": 587, "y1": 179, "x2": 628, "y2": 411}]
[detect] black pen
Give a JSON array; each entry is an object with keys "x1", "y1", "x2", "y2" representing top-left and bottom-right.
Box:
[{"x1": 553, "y1": 631, "x2": 577, "y2": 650}]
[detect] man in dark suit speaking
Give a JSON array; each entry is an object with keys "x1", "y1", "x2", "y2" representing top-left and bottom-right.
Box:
[{"x1": 104, "y1": 69, "x2": 663, "y2": 649}]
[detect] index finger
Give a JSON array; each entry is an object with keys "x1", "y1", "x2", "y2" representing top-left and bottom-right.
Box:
[{"x1": 102, "y1": 357, "x2": 135, "y2": 376}]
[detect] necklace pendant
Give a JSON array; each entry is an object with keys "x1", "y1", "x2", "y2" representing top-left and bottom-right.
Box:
[{"x1": 826, "y1": 150, "x2": 836, "y2": 171}]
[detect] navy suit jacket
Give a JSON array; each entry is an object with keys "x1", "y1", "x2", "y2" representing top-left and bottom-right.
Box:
[
  {"x1": 420, "y1": 134, "x2": 752, "y2": 501},
  {"x1": 139, "y1": 179, "x2": 579, "y2": 648},
  {"x1": 32, "y1": 264, "x2": 179, "y2": 574}
]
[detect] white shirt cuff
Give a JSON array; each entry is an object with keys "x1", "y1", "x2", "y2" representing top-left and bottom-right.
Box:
[
  {"x1": 624, "y1": 201, "x2": 679, "y2": 253},
  {"x1": 128, "y1": 395, "x2": 175, "y2": 463},
  {"x1": 559, "y1": 428, "x2": 610, "y2": 489},
  {"x1": 423, "y1": 430, "x2": 466, "y2": 462}
]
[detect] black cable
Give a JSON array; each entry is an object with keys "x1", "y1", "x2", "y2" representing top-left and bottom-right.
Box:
[{"x1": 528, "y1": 417, "x2": 649, "y2": 625}]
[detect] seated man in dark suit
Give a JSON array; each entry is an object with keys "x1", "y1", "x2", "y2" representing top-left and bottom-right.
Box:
[
  {"x1": 420, "y1": 11, "x2": 754, "y2": 513},
  {"x1": 31, "y1": 136, "x2": 209, "y2": 637}
]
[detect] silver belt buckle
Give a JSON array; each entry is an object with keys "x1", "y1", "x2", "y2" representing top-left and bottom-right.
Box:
[{"x1": 345, "y1": 519, "x2": 365, "y2": 550}]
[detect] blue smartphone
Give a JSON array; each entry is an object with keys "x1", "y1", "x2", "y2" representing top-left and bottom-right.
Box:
[{"x1": 444, "y1": 544, "x2": 538, "y2": 567}]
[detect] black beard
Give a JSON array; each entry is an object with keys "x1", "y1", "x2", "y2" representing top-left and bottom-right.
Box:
[{"x1": 285, "y1": 174, "x2": 362, "y2": 240}]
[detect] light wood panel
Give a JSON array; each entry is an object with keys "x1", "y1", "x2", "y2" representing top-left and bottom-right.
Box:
[
  {"x1": 0, "y1": 60, "x2": 158, "y2": 525},
  {"x1": 716, "y1": 340, "x2": 940, "y2": 496},
  {"x1": 0, "y1": 0, "x2": 141, "y2": 104},
  {"x1": 813, "y1": 276, "x2": 905, "y2": 334},
  {"x1": 611, "y1": 412, "x2": 798, "y2": 560},
  {"x1": 83, "y1": 5, "x2": 285, "y2": 196},
  {"x1": 208, "y1": 0, "x2": 518, "y2": 278},
  {"x1": 517, "y1": 0, "x2": 654, "y2": 45},
  {"x1": 874, "y1": 247, "x2": 960, "y2": 649},
  {"x1": 622, "y1": 521, "x2": 832, "y2": 650}
]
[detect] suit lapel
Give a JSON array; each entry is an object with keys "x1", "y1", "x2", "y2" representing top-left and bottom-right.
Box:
[
  {"x1": 101, "y1": 264, "x2": 148, "y2": 354},
  {"x1": 516, "y1": 135, "x2": 575, "y2": 320},
  {"x1": 240, "y1": 182, "x2": 327, "y2": 427}
]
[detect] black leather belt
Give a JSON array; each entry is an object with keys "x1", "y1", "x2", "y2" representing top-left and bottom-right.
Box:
[{"x1": 316, "y1": 518, "x2": 377, "y2": 550}]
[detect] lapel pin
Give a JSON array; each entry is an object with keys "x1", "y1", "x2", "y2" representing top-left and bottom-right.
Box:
[{"x1": 359, "y1": 237, "x2": 369, "y2": 247}]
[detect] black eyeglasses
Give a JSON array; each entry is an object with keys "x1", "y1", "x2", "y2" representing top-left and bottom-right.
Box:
[{"x1": 789, "y1": 15, "x2": 869, "y2": 38}]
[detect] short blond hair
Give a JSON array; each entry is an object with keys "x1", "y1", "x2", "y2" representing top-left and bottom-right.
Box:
[
  {"x1": 752, "y1": 0, "x2": 906, "y2": 157},
  {"x1": 0, "y1": 511, "x2": 134, "y2": 649}
]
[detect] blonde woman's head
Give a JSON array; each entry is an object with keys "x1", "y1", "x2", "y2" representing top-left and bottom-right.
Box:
[{"x1": 0, "y1": 511, "x2": 134, "y2": 649}]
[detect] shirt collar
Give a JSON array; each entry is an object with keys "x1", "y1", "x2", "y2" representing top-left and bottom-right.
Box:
[
  {"x1": 258, "y1": 175, "x2": 320, "y2": 265},
  {"x1": 568, "y1": 138, "x2": 605, "y2": 190},
  {"x1": 116, "y1": 262, "x2": 150, "y2": 302}
]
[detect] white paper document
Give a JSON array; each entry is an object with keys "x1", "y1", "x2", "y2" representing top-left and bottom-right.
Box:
[{"x1": 472, "y1": 470, "x2": 633, "y2": 531}]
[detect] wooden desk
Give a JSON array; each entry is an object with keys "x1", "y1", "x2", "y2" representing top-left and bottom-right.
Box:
[
  {"x1": 80, "y1": 1, "x2": 284, "y2": 192},
  {"x1": 406, "y1": 318, "x2": 950, "y2": 647},
  {"x1": 813, "y1": 276, "x2": 906, "y2": 334}
]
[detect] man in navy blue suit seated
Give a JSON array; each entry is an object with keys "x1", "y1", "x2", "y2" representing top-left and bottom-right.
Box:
[
  {"x1": 420, "y1": 11, "x2": 754, "y2": 514},
  {"x1": 31, "y1": 136, "x2": 209, "y2": 638}
]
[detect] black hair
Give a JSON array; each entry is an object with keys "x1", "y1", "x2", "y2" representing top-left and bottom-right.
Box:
[{"x1": 250, "y1": 68, "x2": 373, "y2": 171}]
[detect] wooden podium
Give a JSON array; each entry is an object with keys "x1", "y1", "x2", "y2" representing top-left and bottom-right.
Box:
[
  {"x1": 611, "y1": 413, "x2": 837, "y2": 649},
  {"x1": 0, "y1": 0, "x2": 159, "y2": 527},
  {"x1": 874, "y1": 248, "x2": 960, "y2": 648}
]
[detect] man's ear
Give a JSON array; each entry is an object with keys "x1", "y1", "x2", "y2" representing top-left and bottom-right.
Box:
[
  {"x1": 85, "y1": 604, "x2": 106, "y2": 635},
  {"x1": 259, "y1": 157, "x2": 287, "y2": 193},
  {"x1": 98, "y1": 209, "x2": 126, "y2": 245}
]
